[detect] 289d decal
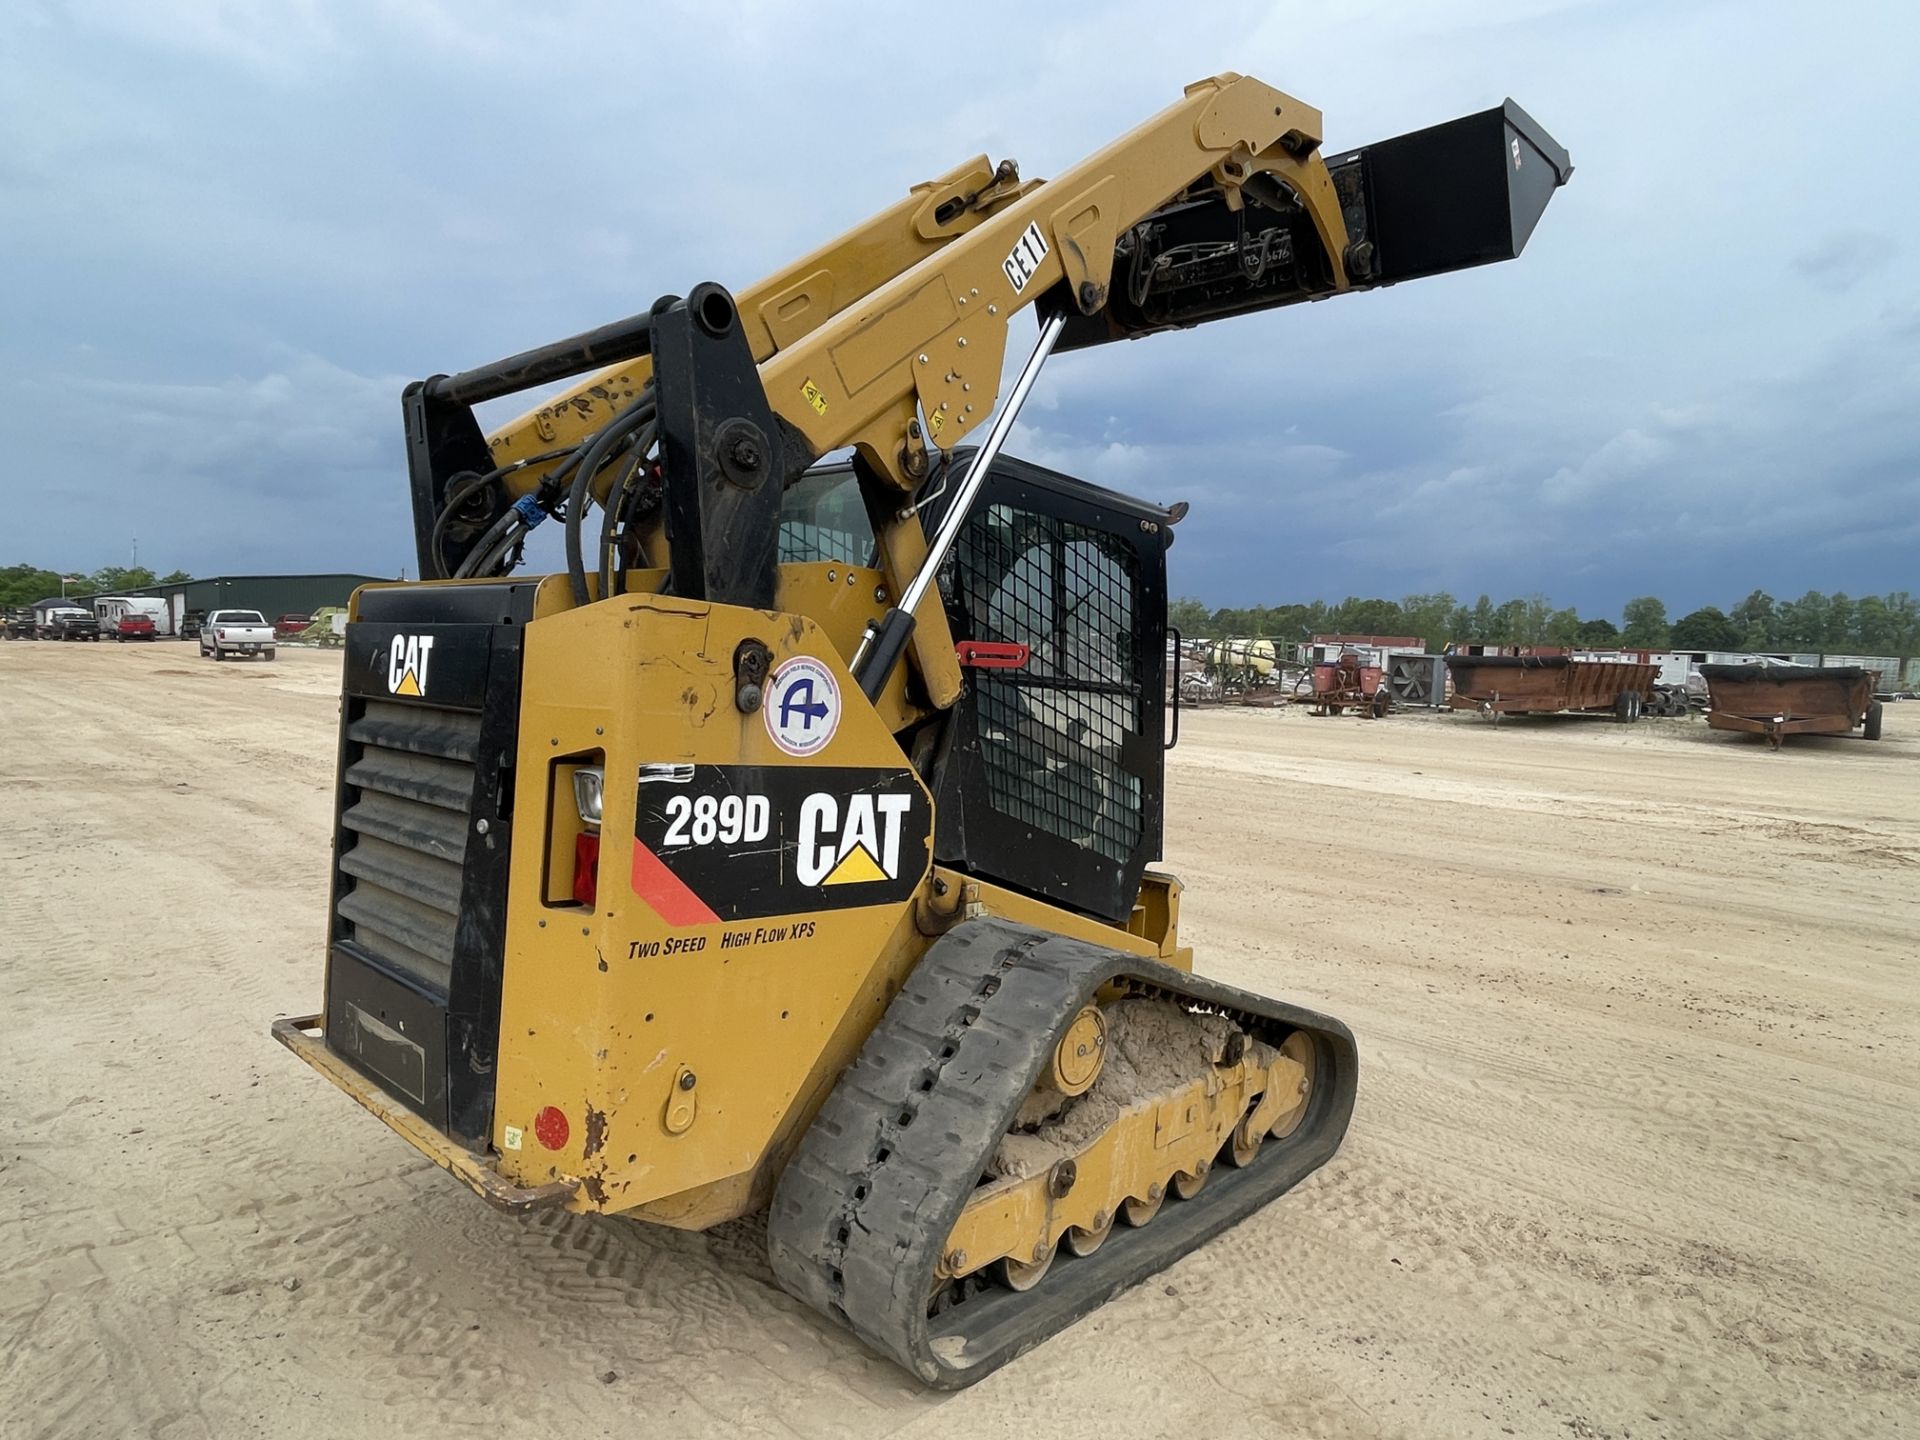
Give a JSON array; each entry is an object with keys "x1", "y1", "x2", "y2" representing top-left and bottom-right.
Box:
[
  {"x1": 659, "y1": 791, "x2": 772, "y2": 848},
  {"x1": 630, "y1": 764, "x2": 931, "y2": 924}
]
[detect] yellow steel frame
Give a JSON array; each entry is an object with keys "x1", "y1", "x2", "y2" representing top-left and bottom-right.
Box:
[
  {"x1": 297, "y1": 75, "x2": 1355, "y2": 1245},
  {"x1": 937, "y1": 1045, "x2": 1308, "y2": 1281}
]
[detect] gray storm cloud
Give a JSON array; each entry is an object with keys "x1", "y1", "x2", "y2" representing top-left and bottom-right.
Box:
[{"x1": 2, "y1": 0, "x2": 1913, "y2": 614}]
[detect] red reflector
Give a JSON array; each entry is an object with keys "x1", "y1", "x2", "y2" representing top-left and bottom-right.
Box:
[
  {"x1": 534, "y1": 1106, "x2": 570, "y2": 1150},
  {"x1": 573, "y1": 831, "x2": 600, "y2": 906}
]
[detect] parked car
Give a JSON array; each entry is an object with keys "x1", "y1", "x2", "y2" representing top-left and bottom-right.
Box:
[
  {"x1": 46, "y1": 608, "x2": 101, "y2": 641},
  {"x1": 273, "y1": 612, "x2": 314, "y2": 638},
  {"x1": 96, "y1": 595, "x2": 172, "y2": 639},
  {"x1": 111, "y1": 612, "x2": 157, "y2": 642},
  {"x1": 201, "y1": 609, "x2": 276, "y2": 661},
  {"x1": 33, "y1": 605, "x2": 81, "y2": 638},
  {"x1": 2, "y1": 608, "x2": 36, "y2": 639}
]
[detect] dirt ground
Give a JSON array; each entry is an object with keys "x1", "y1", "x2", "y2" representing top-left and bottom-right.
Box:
[{"x1": 3, "y1": 642, "x2": 1916, "y2": 1440}]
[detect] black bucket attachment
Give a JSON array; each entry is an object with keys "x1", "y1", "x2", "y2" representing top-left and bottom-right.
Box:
[
  {"x1": 1356, "y1": 100, "x2": 1572, "y2": 283},
  {"x1": 1059, "y1": 99, "x2": 1571, "y2": 349}
]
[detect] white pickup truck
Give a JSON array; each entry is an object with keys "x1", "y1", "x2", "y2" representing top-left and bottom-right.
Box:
[{"x1": 201, "y1": 609, "x2": 276, "y2": 661}]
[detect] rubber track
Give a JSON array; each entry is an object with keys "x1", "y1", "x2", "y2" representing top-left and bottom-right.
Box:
[{"x1": 767, "y1": 917, "x2": 1358, "y2": 1387}]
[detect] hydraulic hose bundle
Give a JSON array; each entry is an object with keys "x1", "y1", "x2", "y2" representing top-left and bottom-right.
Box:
[{"x1": 432, "y1": 384, "x2": 660, "y2": 592}]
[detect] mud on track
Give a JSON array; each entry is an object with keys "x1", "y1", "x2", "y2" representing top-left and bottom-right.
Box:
[{"x1": 2, "y1": 642, "x2": 1916, "y2": 1438}]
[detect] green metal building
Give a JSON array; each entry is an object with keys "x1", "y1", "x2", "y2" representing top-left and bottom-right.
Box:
[{"x1": 77, "y1": 573, "x2": 392, "y2": 628}]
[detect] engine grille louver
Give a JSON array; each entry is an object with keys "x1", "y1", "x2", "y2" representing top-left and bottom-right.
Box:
[{"x1": 335, "y1": 699, "x2": 484, "y2": 994}]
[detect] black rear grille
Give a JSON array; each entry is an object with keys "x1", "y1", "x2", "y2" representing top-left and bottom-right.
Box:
[
  {"x1": 323, "y1": 583, "x2": 534, "y2": 1143},
  {"x1": 335, "y1": 699, "x2": 482, "y2": 994}
]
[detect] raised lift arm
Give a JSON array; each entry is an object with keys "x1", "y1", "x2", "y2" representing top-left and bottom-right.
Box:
[{"x1": 406, "y1": 75, "x2": 1569, "y2": 711}]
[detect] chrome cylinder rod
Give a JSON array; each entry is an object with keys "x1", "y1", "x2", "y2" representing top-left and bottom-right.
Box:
[{"x1": 851, "y1": 310, "x2": 1068, "y2": 687}]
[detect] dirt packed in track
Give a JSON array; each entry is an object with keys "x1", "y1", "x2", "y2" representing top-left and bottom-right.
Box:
[{"x1": 3, "y1": 641, "x2": 1916, "y2": 1439}]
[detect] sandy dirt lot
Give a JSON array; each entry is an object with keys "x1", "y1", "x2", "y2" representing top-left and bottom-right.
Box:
[{"x1": 3, "y1": 641, "x2": 1916, "y2": 1439}]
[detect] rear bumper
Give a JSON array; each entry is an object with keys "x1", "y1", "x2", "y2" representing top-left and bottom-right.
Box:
[
  {"x1": 1707, "y1": 712, "x2": 1853, "y2": 738},
  {"x1": 271, "y1": 1013, "x2": 574, "y2": 1213}
]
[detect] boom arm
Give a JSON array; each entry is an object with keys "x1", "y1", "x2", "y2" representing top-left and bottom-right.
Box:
[
  {"x1": 475, "y1": 155, "x2": 1037, "y2": 489},
  {"x1": 751, "y1": 74, "x2": 1356, "y2": 489},
  {"x1": 405, "y1": 152, "x2": 1037, "y2": 566},
  {"x1": 405, "y1": 73, "x2": 1568, "y2": 711}
]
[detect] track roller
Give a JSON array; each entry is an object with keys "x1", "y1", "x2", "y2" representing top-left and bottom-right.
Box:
[
  {"x1": 1227, "y1": 1103, "x2": 1266, "y2": 1168},
  {"x1": 1122, "y1": 1184, "x2": 1166, "y2": 1227},
  {"x1": 1064, "y1": 1210, "x2": 1114, "y2": 1256},
  {"x1": 1172, "y1": 1159, "x2": 1212, "y2": 1200},
  {"x1": 996, "y1": 1245, "x2": 1055, "y2": 1292}
]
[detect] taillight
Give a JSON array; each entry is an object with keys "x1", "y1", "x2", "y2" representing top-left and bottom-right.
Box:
[
  {"x1": 571, "y1": 765, "x2": 604, "y2": 906},
  {"x1": 216, "y1": 629, "x2": 226, "y2": 639},
  {"x1": 573, "y1": 832, "x2": 600, "y2": 906}
]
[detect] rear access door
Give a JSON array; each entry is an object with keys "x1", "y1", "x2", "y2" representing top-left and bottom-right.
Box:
[{"x1": 322, "y1": 581, "x2": 535, "y2": 1145}]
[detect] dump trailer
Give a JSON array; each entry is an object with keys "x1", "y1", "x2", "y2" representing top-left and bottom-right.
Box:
[
  {"x1": 1446, "y1": 653, "x2": 1656, "y2": 721},
  {"x1": 274, "y1": 74, "x2": 1569, "y2": 1386},
  {"x1": 1700, "y1": 663, "x2": 1884, "y2": 747}
]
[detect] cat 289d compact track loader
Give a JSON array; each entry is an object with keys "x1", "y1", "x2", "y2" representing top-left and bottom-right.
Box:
[{"x1": 274, "y1": 73, "x2": 1569, "y2": 1386}]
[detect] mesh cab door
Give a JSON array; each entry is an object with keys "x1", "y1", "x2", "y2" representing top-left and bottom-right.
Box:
[{"x1": 932, "y1": 460, "x2": 1168, "y2": 923}]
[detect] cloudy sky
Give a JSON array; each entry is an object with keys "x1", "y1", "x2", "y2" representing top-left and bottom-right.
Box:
[{"x1": 3, "y1": 0, "x2": 1913, "y2": 616}]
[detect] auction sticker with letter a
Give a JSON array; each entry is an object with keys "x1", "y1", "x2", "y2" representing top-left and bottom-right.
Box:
[
  {"x1": 630, "y1": 764, "x2": 930, "y2": 923},
  {"x1": 765, "y1": 656, "x2": 840, "y2": 757}
]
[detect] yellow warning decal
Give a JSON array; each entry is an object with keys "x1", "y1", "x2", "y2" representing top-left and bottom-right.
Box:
[
  {"x1": 801, "y1": 378, "x2": 828, "y2": 416},
  {"x1": 823, "y1": 844, "x2": 888, "y2": 886},
  {"x1": 927, "y1": 408, "x2": 945, "y2": 437}
]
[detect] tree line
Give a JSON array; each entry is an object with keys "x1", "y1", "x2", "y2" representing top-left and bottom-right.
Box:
[
  {"x1": 1169, "y1": 589, "x2": 1920, "y2": 657},
  {"x1": 0, "y1": 564, "x2": 193, "y2": 609},
  {"x1": 11, "y1": 559, "x2": 1913, "y2": 657}
]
